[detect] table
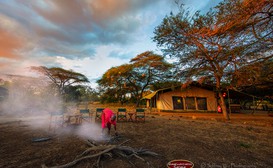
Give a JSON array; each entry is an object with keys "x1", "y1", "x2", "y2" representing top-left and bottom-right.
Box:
[{"x1": 127, "y1": 112, "x2": 135, "y2": 122}]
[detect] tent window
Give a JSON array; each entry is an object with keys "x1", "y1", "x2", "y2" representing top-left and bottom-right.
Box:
[
  {"x1": 172, "y1": 96, "x2": 184, "y2": 110},
  {"x1": 197, "y1": 97, "x2": 207, "y2": 110},
  {"x1": 185, "y1": 97, "x2": 196, "y2": 110}
]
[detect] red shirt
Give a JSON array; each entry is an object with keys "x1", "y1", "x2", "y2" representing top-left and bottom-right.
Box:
[{"x1": 101, "y1": 108, "x2": 116, "y2": 128}]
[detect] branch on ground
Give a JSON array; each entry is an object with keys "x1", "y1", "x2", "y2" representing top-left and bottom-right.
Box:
[{"x1": 41, "y1": 136, "x2": 160, "y2": 168}]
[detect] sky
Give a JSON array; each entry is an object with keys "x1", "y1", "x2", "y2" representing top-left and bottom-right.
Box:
[{"x1": 0, "y1": 0, "x2": 222, "y2": 88}]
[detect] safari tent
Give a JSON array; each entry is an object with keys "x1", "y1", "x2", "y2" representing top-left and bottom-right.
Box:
[{"x1": 143, "y1": 82, "x2": 218, "y2": 112}]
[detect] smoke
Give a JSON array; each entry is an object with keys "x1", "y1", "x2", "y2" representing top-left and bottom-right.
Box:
[
  {"x1": 75, "y1": 123, "x2": 110, "y2": 142},
  {"x1": 0, "y1": 75, "x2": 63, "y2": 128},
  {"x1": 1, "y1": 76, "x2": 63, "y2": 115},
  {"x1": 0, "y1": 75, "x2": 108, "y2": 141}
]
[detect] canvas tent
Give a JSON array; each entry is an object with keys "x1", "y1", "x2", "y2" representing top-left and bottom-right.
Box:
[{"x1": 143, "y1": 83, "x2": 218, "y2": 112}]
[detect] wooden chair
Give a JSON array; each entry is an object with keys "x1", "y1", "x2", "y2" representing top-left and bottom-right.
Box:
[
  {"x1": 95, "y1": 108, "x2": 104, "y2": 120},
  {"x1": 79, "y1": 109, "x2": 92, "y2": 123},
  {"x1": 135, "y1": 108, "x2": 145, "y2": 122},
  {"x1": 49, "y1": 111, "x2": 65, "y2": 132},
  {"x1": 117, "y1": 108, "x2": 127, "y2": 122}
]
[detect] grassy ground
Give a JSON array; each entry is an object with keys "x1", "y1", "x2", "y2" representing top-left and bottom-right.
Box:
[{"x1": 0, "y1": 105, "x2": 272, "y2": 168}]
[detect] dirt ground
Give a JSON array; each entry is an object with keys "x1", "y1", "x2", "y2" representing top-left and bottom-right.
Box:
[{"x1": 0, "y1": 111, "x2": 272, "y2": 168}]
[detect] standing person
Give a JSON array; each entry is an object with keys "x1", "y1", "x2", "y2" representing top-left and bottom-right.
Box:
[
  {"x1": 217, "y1": 104, "x2": 222, "y2": 113},
  {"x1": 101, "y1": 108, "x2": 117, "y2": 135}
]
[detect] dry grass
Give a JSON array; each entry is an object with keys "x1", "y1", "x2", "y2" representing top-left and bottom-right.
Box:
[{"x1": 0, "y1": 105, "x2": 272, "y2": 168}]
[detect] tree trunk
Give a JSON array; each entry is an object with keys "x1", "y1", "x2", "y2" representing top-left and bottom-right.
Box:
[
  {"x1": 219, "y1": 92, "x2": 230, "y2": 120},
  {"x1": 215, "y1": 76, "x2": 230, "y2": 120}
]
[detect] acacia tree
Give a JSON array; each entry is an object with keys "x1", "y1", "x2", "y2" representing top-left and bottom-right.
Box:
[
  {"x1": 97, "y1": 51, "x2": 173, "y2": 106},
  {"x1": 31, "y1": 66, "x2": 89, "y2": 98},
  {"x1": 215, "y1": 0, "x2": 273, "y2": 87},
  {"x1": 97, "y1": 64, "x2": 133, "y2": 104},
  {"x1": 215, "y1": 0, "x2": 272, "y2": 43},
  {"x1": 153, "y1": 0, "x2": 272, "y2": 120},
  {"x1": 129, "y1": 51, "x2": 173, "y2": 104},
  {"x1": 234, "y1": 60, "x2": 273, "y2": 97}
]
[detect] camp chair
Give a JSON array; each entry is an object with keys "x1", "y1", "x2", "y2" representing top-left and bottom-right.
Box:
[
  {"x1": 117, "y1": 108, "x2": 127, "y2": 122},
  {"x1": 79, "y1": 109, "x2": 92, "y2": 123},
  {"x1": 135, "y1": 108, "x2": 145, "y2": 122},
  {"x1": 49, "y1": 111, "x2": 65, "y2": 132},
  {"x1": 95, "y1": 108, "x2": 104, "y2": 120}
]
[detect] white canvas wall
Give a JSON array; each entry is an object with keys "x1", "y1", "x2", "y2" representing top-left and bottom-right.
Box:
[{"x1": 156, "y1": 86, "x2": 217, "y2": 111}]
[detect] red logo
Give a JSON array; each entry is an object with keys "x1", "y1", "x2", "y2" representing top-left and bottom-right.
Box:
[{"x1": 167, "y1": 160, "x2": 194, "y2": 168}]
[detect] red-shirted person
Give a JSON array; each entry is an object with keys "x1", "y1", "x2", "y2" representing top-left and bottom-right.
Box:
[
  {"x1": 217, "y1": 104, "x2": 222, "y2": 113},
  {"x1": 101, "y1": 108, "x2": 117, "y2": 135}
]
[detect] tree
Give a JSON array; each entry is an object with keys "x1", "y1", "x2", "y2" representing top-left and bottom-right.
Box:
[
  {"x1": 129, "y1": 51, "x2": 173, "y2": 105},
  {"x1": 65, "y1": 85, "x2": 99, "y2": 103},
  {"x1": 97, "y1": 51, "x2": 173, "y2": 106},
  {"x1": 214, "y1": 0, "x2": 273, "y2": 43},
  {"x1": 97, "y1": 64, "x2": 133, "y2": 104},
  {"x1": 234, "y1": 59, "x2": 273, "y2": 97},
  {"x1": 215, "y1": 0, "x2": 273, "y2": 89},
  {"x1": 31, "y1": 66, "x2": 89, "y2": 98},
  {"x1": 153, "y1": 0, "x2": 272, "y2": 120}
]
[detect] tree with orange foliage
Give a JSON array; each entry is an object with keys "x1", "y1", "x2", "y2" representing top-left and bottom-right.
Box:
[
  {"x1": 153, "y1": 0, "x2": 272, "y2": 120},
  {"x1": 97, "y1": 51, "x2": 172, "y2": 106}
]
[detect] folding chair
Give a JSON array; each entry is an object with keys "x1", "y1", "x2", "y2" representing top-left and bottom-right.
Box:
[
  {"x1": 79, "y1": 109, "x2": 92, "y2": 123},
  {"x1": 49, "y1": 111, "x2": 65, "y2": 132},
  {"x1": 117, "y1": 108, "x2": 127, "y2": 122},
  {"x1": 95, "y1": 108, "x2": 104, "y2": 120},
  {"x1": 135, "y1": 108, "x2": 145, "y2": 122}
]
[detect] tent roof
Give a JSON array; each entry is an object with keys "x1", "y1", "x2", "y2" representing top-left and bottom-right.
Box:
[
  {"x1": 142, "y1": 86, "x2": 176, "y2": 100},
  {"x1": 142, "y1": 91, "x2": 158, "y2": 99},
  {"x1": 142, "y1": 82, "x2": 257, "y2": 100},
  {"x1": 142, "y1": 82, "x2": 214, "y2": 100}
]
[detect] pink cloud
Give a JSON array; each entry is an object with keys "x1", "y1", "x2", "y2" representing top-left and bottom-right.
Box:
[
  {"x1": 0, "y1": 27, "x2": 24, "y2": 59},
  {"x1": 89, "y1": 0, "x2": 130, "y2": 23}
]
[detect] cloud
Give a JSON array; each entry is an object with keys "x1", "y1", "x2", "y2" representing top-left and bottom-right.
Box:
[
  {"x1": 0, "y1": 27, "x2": 23, "y2": 59},
  {"x1": 0, "y1": 12, "x2": 30, "y2": 59},
  {"x1": 29, "y1": 0, "x2": 157, "y2": 45},
  {"x1": 0, "y1": 0, "x2": 174, "y2": 81},
  {"x1": 29, "y1": 0, "x2": 156, "y2": 46},
  {"x1": 0, "y1": 0, "x2": 223, "y2": 87},
  {"x1": 0, "y1": 0, "x2": 163, "y2": 61}
]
